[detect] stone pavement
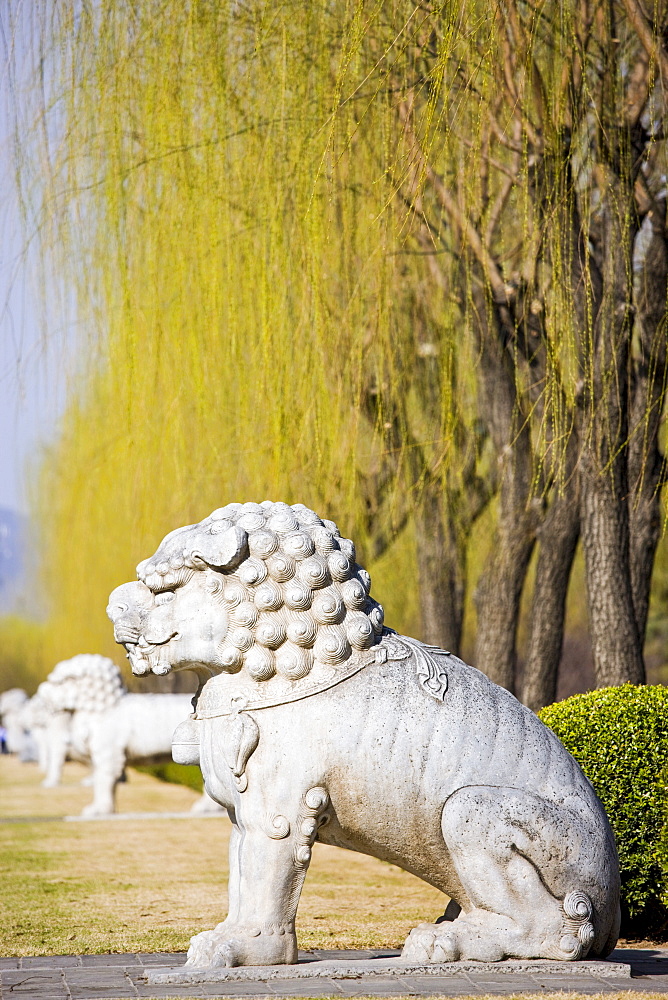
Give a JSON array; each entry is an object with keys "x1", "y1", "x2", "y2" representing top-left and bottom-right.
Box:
[{"x1": 1, "y1": 949, "x2": 667, "y2": 1000}]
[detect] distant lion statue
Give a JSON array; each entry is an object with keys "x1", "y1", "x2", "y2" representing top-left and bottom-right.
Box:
[
  {"x1": 108, "y1": 501, "x2": 620, "y2": 968},
  {"x1": 38, "y1": 654, "x2": 218, "y2": 816},
  {"x1": 0, "y1": 688, "x2": 29, "y2": 755}
]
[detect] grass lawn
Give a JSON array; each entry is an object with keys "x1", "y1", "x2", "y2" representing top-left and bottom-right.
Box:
[{"x1": 0, "y1": 755, "x2": 445, "y2": 957}]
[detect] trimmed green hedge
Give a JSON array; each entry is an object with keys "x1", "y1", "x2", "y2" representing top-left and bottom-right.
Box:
[{"x1": 539, "y1": 684, "x2": 668, "y2": 938}]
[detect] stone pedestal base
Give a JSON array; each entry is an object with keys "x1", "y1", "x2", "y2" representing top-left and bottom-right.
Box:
[{"x1": 147, "y1": 955, "x2": 631, "y2": 985}]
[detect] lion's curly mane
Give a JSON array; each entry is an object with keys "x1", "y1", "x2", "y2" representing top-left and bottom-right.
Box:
[
  {"x1": 137, "y1": 501, "x2": 385, "y2": 682},
  {"x1": 41, "y1": 654, "x2": 126, "y2": 713}
]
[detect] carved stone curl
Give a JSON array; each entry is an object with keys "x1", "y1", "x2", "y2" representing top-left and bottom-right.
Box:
[
  {"x1": 293, "y1": 787, "x2": 330, "y2": 866},
  {"x1": 264, "y1": 814, "x2": 290, "y2": 840}
]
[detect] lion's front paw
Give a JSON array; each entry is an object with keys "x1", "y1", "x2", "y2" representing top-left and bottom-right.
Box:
[
  {"x1": 186, "y1": 928, "x2": 236, "y2": 967},
  {"x1": 402, "y1": 923, "x2": 460, "y2": 963},
  {"x1": 81, "y1": 802, "x2": 112, "y2": 818},
  {"x1": 186, "y1": 923, "x2": 297, "y2": 968}
]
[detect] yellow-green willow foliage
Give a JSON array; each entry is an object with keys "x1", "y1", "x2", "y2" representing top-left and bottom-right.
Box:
[
  {"x1": 20, "y1": 1, "x2": 475, "y2": 664},
  {"x1": 13, "y1": 0, "x2": 666, "y2": 689},
  {"x1": 0, "y1": 617, "x2": 46, "y2": 694}
]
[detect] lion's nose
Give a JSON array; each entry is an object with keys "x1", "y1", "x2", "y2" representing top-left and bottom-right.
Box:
[{"x1": 107, "y1": 581, "x2": 154, "y2": 624}]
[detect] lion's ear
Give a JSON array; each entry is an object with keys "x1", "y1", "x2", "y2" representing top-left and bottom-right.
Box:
[{"x1": 189, "y1": 525, "x2": 249, "y2": 571}]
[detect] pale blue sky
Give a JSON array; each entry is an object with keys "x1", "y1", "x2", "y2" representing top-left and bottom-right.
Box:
[
  {"x1": 0, "y1": 134, "x2": 68, "y2": 514},
  {"x1": 0, "y1": 8, "x2": 70, "y2": 515}
]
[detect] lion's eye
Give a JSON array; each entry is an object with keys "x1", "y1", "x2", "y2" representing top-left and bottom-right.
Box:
[{"x1": 155, "y1": 591, "x2": 176, "y2": 605}]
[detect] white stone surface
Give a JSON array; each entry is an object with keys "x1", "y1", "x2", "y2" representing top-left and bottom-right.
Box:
[
  {"x1": 108, "y1": 501, "x2": 621, "y2": 969},
  {"x1": 34, "y1": 696, "x2": 73, "y2": 788},
  {"x1": 18, "y1": 693, "x2": 52, "y2": 769},
  {"x1": 38, "y1": 654, "x2": 198, "y2": 815},
  {"x1": 147, "y1": 956, "x2": 631, "y2": 985},
  {"x1": 190, "y1": 788, "x2": 226, "y2": 814},
  {"x1": 0, "y1": 687, "x2": 28, "y2": 754}
]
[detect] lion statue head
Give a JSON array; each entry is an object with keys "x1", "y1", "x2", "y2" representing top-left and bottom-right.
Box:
[
  {"x1": 108, "y1": 501, "x2": 385, "y2": 683},
  {"x1": 40, "y1": 654, "x2": 126, "y2": 713},
  {"x1": 0, "y1": 687, "x2": 28, "y2": 718}
]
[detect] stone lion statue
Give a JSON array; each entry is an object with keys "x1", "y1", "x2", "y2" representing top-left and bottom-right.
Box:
[
  {"x1": 18, "y1": 692, "x2": 54, "y2": 772},
  {"x1": 0, "y1": 688, "x2": 29, "y2": 754},
  {"x1": 38, "y1": 654, "x2": 205, "y2": 816},
  {"x1": 108, "y1": 501, "x2": 620, "y2": 968}
]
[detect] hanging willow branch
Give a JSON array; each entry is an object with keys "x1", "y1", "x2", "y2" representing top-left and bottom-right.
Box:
[{"x1": 7, "y1": 0, "x2": 667, "y2": 695}]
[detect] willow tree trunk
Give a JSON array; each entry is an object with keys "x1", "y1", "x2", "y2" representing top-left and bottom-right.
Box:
[
  {"x1": 628, "y1": 222, "x2": 668, "y2": 646},
  {"x1": 414, "y1": 483, "x2": 465, "y2": 652},
  {"x1": 579, "y1": 175, "x2": 645, "y2": 687},
  {"x1": 580, "y1": 479, "x2": 644, "y2": 684},
  {"x1": 522, "y1": 468, "x2": 580, "y2": 711},
  {"x1": 629, "y1": 471, "x2": 663, "y2": 646},
  {"x1": 472, "y1": 291, "x2": 538, "y2": 692},
  {"x1": 474, "y1": 507, "x2": 536, "y2": 692}
]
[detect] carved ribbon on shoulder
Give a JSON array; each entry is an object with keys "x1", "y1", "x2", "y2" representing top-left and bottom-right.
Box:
[{"x1": 399, "y1": 636, "x2": 450, "y2": 701}]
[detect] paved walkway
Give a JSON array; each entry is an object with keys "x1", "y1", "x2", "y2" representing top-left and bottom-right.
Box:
[{"x1": 1, "y1": 949, "x2": 667, "y2": 999}]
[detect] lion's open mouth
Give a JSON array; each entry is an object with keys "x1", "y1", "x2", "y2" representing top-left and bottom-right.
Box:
[{"x1": 125, "y1": 633, "x2": 179, "y2": 676}]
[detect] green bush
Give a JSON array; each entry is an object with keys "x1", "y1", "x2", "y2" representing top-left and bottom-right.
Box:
[{"x1": 539, "y1": 684, "x2": 668, "y2": 939}]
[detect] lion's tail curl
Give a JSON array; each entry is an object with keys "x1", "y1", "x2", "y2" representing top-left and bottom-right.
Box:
[{"x1": 547, "y1": 891, "x2": 595, "y2": 960}]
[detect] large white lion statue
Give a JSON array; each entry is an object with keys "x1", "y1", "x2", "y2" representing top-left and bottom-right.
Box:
[
  {"x1": 108, "y1": 501, "x2": 620, "y2": 968},
  {"x1": 38, "y1": 654, "x2": 210, "y2": 816}
]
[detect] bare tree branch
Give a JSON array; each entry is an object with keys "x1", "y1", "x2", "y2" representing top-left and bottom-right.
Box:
[{"x1": 621, "y1": 0, "x2": 668, "y2": 89}]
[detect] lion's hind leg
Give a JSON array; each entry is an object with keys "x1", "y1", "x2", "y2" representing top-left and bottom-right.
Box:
[{"x1": 402, "y1": 786, "x2": 606, "y2": 963}]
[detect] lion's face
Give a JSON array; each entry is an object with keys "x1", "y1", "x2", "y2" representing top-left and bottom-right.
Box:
[
  {"x1": 108, "y1": 570, "x2": 231, "y2": 676},
  {"x1": 108, "y1": 501, "x2": 385, "y2": 682}
]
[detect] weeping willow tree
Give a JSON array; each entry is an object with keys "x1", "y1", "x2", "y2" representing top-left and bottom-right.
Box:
[
  {"x1": 9, "y1": 0, "x2": 668, "y2": 700},
  {"x1": 371, "y1": 0, "x2": 668, "y2": 701},
  {"x1": 10, "y1": 1, "x2": 479, "y2": 670}
]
